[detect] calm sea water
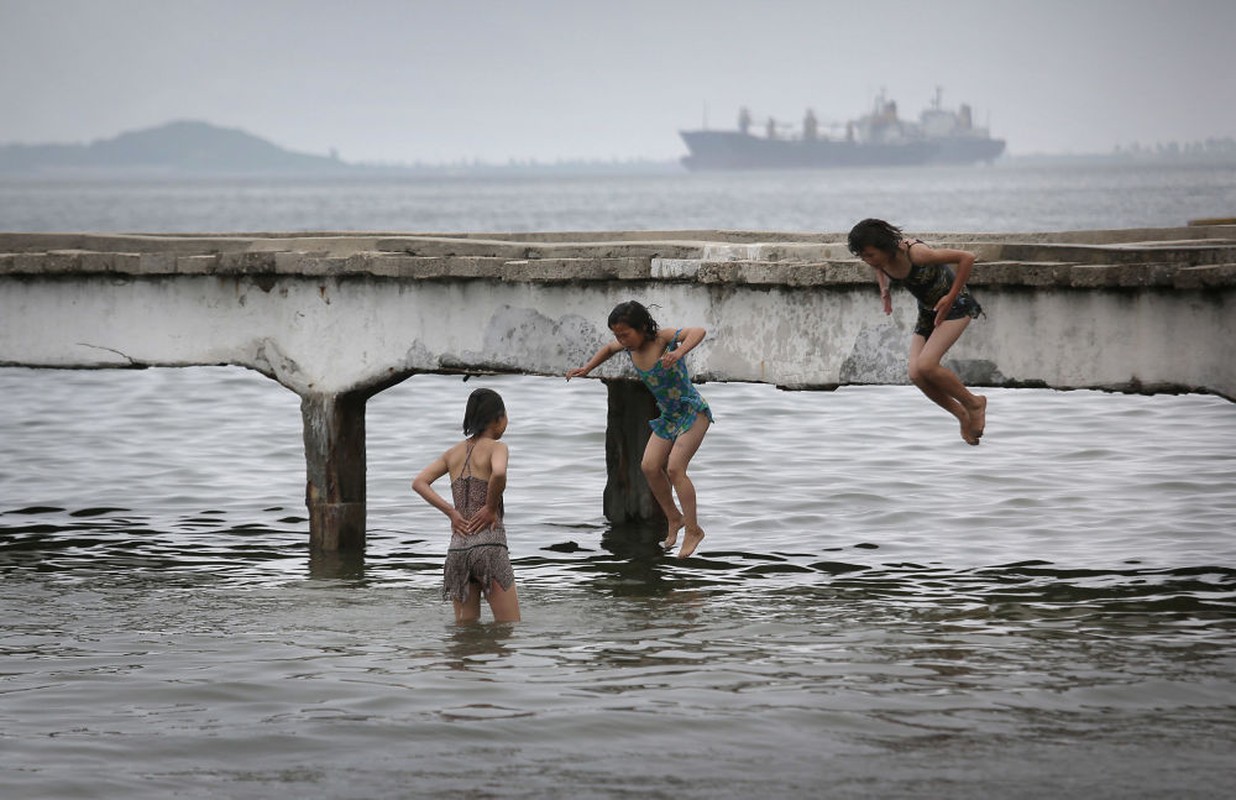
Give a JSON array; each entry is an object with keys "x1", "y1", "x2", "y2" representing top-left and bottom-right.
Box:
[
  {"x1": 2, "y1": 160, "x2": 1235, "y2": 233},
  {"x1": 2, "y1": 165, "x2": 1235, "y2": 798}
]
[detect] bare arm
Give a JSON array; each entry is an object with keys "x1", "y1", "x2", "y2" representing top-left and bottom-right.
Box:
[
  {"x1": 660, "y1": 325, "x2": 706, "y2": 368},
  {"x1": 465, "y1": 442, "x2": 508, "y2": 533},
  {"x1": 872, "y1": 267, "x2": 892, "y2": 315},
  {"x1": 566, "y1": 340, "x2": 624, "y2": 380},
  {"x1": 412, "y1": 454, "x2": 468, "y2": 534}
]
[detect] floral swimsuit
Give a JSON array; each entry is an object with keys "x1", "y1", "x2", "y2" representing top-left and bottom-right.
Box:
[{"x1": 628, "y1": 329, "x2": 714, "y2": 440}]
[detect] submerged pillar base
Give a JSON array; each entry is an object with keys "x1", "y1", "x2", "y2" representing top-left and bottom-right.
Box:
[
  {"x1": 603, "y1": 378, "x2": 663, "y2": 524},
  {"x1": 307, "y1": 501, "x2": 366, "y2": 552}
]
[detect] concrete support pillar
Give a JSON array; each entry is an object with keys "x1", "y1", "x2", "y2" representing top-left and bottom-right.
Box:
[
  {"x1": 603, "y1": 378, "x2": 663, "y2": 524},
  {"x1": 301, "y1": 391, "x2": 368, "y2": 551}
]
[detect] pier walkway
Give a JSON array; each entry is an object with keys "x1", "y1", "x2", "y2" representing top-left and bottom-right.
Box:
[{"x1": 2, "y1": 226, "x2": 1233, "y2": 550}]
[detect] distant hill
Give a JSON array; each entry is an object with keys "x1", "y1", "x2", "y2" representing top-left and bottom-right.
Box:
[{"x1": 0, "y1": 120, "x2": 355, "y2": 176}]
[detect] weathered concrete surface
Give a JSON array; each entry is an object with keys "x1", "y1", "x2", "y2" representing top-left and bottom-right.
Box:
[
  {"x1": 4, "y1": 227, "x2": 1233, "y2": 396},
  {"x1": 3, "y1": 227, "x2": 1234, "y2": 549}
]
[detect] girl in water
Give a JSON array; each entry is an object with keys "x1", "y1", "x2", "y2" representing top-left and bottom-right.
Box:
[
  {"x1": 848, "y1": 218, "x2": 988, "y2": 445},
  {"x1": 567, "y1": 301, "x2": 713, "y2": 558},
  {"x1": 412, "y1": 387, "x2": 520, "y2": 623}
]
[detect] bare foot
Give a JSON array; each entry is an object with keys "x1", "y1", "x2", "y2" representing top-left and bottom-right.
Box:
[
  {"x1": 956, "y1": 409, "x2": 979, "y2": 446},
  {"x1": 968, "y1": 395, "x2": 987, "y2": 439},
  {"x1": 677, "y1": 524, "x2": 705, "y2": 558},
  {"x1": 661, "y1": 516, "x2": 684, "y2": 550}
]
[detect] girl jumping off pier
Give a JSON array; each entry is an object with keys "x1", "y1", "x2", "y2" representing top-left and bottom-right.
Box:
[
  {"x1": 412, "y1": 388, "x2": 520, "y2": 623},
  {"x1": 567, "y1": 301, "x2": 713, "y2": 558},
  {"x1": 848, "y1": 218, "x2": 988, "y2": 445}
]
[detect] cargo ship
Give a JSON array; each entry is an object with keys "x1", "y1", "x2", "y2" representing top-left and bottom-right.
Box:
[{"x1": 679, "y1": 89, "x2": 1005, "y2": 171}]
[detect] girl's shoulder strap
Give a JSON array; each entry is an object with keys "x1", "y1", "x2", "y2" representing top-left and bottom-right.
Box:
[
  {"x1": 904, "y1": 238, "x2": 927, "y2": 264},
  {"x1": 668, "y1": 327, "x2": 683, "y2": 350}
]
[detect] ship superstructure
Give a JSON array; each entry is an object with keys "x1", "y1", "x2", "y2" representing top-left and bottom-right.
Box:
[{"x1": 680, "y1": 88, "x2": 1005, "y2": 171}]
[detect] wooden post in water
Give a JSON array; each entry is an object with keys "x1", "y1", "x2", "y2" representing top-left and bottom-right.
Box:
[
  {"x1": 603, "y1": 378, "x2": 663, "y2": 524},
  {"x1": 301, "y1": 391, "x2": 368, "y2": 551}
]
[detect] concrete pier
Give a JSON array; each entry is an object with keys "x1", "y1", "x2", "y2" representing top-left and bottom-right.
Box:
[{"x1": 2, "y1": 226, "x2": 1233, "y2": 550}]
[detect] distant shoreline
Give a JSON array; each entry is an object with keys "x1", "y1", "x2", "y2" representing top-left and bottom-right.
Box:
[
  {"x1": 3, "y1": 120, "x2": 1234, "y2": 180},
  {"x1": 4, "y1": 154, "x2": 1236, "y2": 182}
]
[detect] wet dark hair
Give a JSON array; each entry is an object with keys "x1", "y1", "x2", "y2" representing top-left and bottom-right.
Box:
[
  {"x1": 462, "y1": 388, "x2": 506, "y2": 437},
  {"x1": 607, "y1": 300, "x2": 658, "y2": 341},
  {"x1": 848, "y1": 218, "x2": 904, "y2": 257}
]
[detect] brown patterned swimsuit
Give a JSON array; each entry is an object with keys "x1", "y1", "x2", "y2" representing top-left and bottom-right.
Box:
[{"x1": 442, "y1": 443, "x2": 515, "y2": 603}]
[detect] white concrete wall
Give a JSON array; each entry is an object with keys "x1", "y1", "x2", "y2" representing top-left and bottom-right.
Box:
[
  {"x1": 2, "y1": 271, "x2": 1232, "y2": 401},
  {"x1": 2, "y1": 229, "x2": 1234, "y2": 401}
]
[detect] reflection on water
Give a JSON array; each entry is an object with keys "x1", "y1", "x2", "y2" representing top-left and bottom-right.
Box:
[
  {"x1": 442, "y1": 621, "x2": 519, "y2": 672},
  {"x1": 2, "y1": 368, "x2": 1235, "y2": 798}
]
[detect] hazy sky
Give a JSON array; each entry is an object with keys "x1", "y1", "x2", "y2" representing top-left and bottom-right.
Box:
[{"x1": 2, "y1": 0, "x2": 1234, "y2": 163}]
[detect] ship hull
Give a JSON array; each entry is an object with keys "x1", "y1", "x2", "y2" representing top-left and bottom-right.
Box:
[
  {"x1": 928, "y1": 135, "x2": 1007, "y2": 164},
  {"x1": 679, "y1": 130, "x2": 1005, "y2": 171}
]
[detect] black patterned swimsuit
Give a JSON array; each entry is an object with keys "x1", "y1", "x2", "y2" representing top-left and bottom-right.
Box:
[
  {"x1": 442, "y1": 442, "x2": 515, "y2": 603},
  {"x1": 894, "y1": 239, "x2": 983, "y2": 338}
]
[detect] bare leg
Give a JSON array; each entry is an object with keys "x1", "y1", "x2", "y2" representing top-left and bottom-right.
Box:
[
  {"x1": 454, "y1": 581, "x2": 483, "y2": 623},
  {"x1": 908, "y1": 334, "x2": 974, "y2": 443},
  {"x1": 665, "y1": 415, "x2": 710, "y2": 558},
  {"x1": 909, "y1": 319, "x2": 986, "y2": 444},
  {"x1": 642, "y1": 434, "x2": 683, "y2": 548},
  {"x1": 485, "y1": 580, "x2": 520, "y2": 623}
]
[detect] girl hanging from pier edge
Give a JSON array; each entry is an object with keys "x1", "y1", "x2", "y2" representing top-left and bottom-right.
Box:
[{"x1": 567, "y1": 301, "x2": 713, "y2": 558}]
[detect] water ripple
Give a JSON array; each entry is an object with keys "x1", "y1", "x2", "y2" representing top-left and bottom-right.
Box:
[{"x1": 3, "y1": 369, "x2": 1236, "y2": 799}]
